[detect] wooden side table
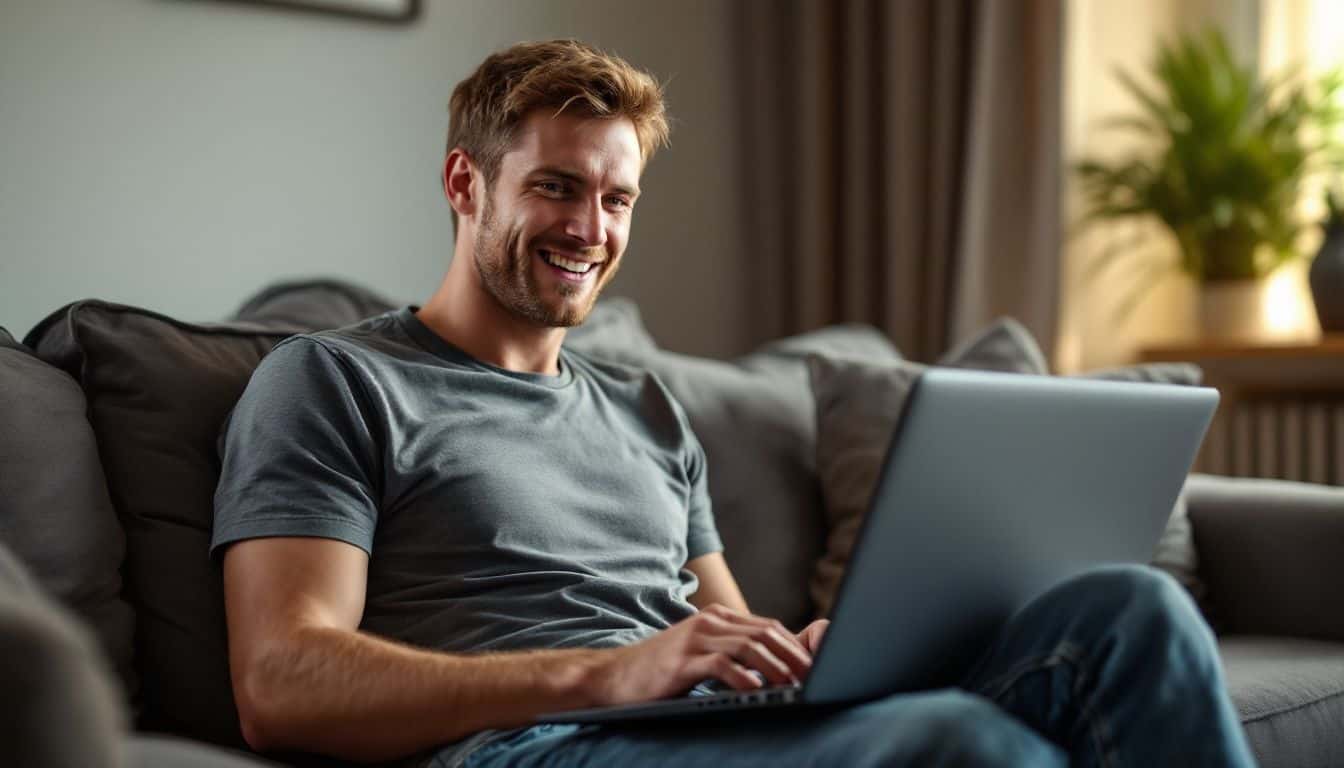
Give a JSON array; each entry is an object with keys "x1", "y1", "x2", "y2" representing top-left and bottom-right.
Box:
[{"x1": 1140, "y1": 337, "x2": 1344, "y2": 484}]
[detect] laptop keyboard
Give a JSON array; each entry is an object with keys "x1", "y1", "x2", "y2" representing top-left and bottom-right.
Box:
[{"x1": 687, "y1": 681, "x2": 803, "y2": 709}]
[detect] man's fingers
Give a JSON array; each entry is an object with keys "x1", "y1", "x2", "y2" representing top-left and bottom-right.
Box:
[
  {"x1": 697, "y1": 635, "x2": 796, "y2": 686},
  {"x1": 799, "y1": 619, "x2": 831, "y2": 653},
  {"x1": 700, "y1": 607, "x2": 812, "y2": 679},
  {"x1": 685, "y1": 652, "x2": 761, "y2": 691},
  {"x1": 712, "y1": 607, "x2": 811, "y2": 656}
]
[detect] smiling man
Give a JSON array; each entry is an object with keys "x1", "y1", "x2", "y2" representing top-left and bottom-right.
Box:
[{"x1": 212, "y1": 40, "x2": 1255, "y2": 768}]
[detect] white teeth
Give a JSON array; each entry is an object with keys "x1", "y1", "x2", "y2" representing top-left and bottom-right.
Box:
[{"x1": 540, "y1": 250, "x2": 596, "y2": 274}]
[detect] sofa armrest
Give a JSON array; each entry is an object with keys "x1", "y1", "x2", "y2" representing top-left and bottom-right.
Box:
[
  {"x1": 0, "y1": 543, "x2": 124, "y2": 767},
  {"x1": 1185, "y1": 473, "x2": 1344, "y2": 640},
  {"x1": 124, "y1": 736, "x2": 279, "y2": 767}
]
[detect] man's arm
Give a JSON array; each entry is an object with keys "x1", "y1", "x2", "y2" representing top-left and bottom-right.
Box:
[
  {"x1": 224, "y1": 538, "x2": 814, "y2": 762},
  {"x1": 223, "y1": 537, "x2": 605, "y2": 760},
  {"x1": 685, "y1": 552, "x2": 749, "y2": 613}
]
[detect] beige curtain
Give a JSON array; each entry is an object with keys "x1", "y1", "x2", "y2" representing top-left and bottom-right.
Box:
[{"x1": 734, "y1": 0, "x2": 1063, "y2": 362}]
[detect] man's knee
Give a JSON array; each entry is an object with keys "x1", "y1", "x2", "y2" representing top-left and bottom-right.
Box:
[
  {"x1": 1067, "y1": 564, "x2": 1198, "y2": 616},
  {"x1": 862, "y1": 691, "x2": 1063, "y2": 767},
  {"x1": 914, "y1": 692, "x2": 1041, "y2": 764},
  {"x1": 1051, "y1": 565, "x2": 1213, "y2": 651}
]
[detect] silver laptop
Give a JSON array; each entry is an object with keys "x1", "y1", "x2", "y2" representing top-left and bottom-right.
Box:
[{"x1": 538, "y1": 368, "x2": 1219, "y2": 724}]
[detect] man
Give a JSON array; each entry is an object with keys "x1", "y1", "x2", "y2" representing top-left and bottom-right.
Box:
[{"x1": 213, "y1": 40, "x2": 1255, "y2": 767}]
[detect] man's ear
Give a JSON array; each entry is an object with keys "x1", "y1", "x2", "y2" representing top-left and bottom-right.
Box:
[{"x1": 443, "y1": 148, "x2": 481, "y2": 219}]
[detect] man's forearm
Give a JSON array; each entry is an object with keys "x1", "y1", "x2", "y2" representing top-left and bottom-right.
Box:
[{"x1": 236, "y1": 625, "x2": 605, "y2": 762}]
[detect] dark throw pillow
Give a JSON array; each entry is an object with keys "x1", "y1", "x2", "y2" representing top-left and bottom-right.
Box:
[{"x1": 24, "y1": 301, "x2": 312, "y2": 748}]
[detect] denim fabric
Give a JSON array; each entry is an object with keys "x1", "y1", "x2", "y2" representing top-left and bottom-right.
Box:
[{"x1": 459, "y1": 566, "x2": 1256, "y2": 767}]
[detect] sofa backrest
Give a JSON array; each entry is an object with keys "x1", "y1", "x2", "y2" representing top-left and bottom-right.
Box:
[{"x1": 17, "y1": 282, "x2": 900, "y2": 750}]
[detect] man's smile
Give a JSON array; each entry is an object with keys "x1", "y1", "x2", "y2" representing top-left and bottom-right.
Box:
[{"x1": 537, "y1": 247, "x2": 603, "y2": 283}]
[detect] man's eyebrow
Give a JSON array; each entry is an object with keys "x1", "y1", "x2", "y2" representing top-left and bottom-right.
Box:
[{"x1": 529, "y1": 166, "x2": 640, "y2": 198}]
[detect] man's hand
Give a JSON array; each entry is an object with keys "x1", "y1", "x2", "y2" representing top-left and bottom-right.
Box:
[
  {"x1": 796, "y1": 618, "x2": 830, "y2": 654},
  {"x1": 588, "y1": 604, "x2": 813, "y2": 706}
]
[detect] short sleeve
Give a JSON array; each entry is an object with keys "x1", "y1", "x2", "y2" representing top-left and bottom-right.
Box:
[
  {"x1": 684, "y1": 428, "x2": 723, "y2": 560},
  {"x1": 212, "y1": 337, "x2": 381, "y2": 557}
]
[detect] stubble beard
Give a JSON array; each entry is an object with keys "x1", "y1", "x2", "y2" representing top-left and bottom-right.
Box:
[{"x1": 472, "y1": 198, "x2": 612, "y2": 328}]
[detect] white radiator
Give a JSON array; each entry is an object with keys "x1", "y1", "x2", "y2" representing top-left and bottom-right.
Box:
[{"x1": 1198, "y1": 397, "x2": 1344, "y2": 485}]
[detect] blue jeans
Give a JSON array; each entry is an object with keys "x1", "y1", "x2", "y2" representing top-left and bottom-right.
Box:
[{"x1": 459, "y1": 565, "x2": 1256, "y2": 767}]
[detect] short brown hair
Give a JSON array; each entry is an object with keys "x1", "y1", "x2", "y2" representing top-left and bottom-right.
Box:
[{"x1": 447, "y1": 39, "x2": 670, "y2": 187}]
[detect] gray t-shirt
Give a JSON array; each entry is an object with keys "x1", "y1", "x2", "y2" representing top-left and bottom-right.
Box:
[{"x1": 212, "y1": 308, "x2": 722, "y2": 763}]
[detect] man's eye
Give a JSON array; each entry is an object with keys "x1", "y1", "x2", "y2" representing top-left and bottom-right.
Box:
[
  {"x1": 537, "y1": 182, "x2": 566, "y2": 195},
  {"x1": 605, "y1": 196, "x2": 632, "y2": 209}
]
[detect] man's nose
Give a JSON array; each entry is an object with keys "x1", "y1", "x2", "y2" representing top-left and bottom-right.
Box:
[{"x1": 564, "y1": 196, "x2": 608, "y2": 248}]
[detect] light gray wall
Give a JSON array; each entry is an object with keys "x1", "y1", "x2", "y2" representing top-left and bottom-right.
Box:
[{"x1": 0, "y1": 0, "x2": 750, "y2": 357}]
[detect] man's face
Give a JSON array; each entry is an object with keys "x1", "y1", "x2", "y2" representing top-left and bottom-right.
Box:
[{"x1": 472, "y1": 110, "x2": 642, "y2": 327}]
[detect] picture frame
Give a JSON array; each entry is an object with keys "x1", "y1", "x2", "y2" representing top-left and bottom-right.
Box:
[{"x1": 197, "y1": 0, "x2": 420, "y2": 24}]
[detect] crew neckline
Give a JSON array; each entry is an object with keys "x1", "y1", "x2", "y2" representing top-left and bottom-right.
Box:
[{"x1": 395, "y1": 307, "x2": 574, "y2": 389}]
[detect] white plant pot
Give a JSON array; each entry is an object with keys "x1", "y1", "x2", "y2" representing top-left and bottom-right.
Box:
[
  {"x1": 1198, "y1": 266, "x2": 1320, "y2": 343},
  {"x1": 1198, "y1": 279, "x2": 1270, "y2": 342}
]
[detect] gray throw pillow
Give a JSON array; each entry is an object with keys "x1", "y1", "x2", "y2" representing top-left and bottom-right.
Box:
[
  {"x1": 808, "y1": 318, "x2": 1207, "y2": 618},
  {"x1": 570, "y1": 315, "x2": 900, "y2": 629},
  {"x1": 0, "y1": 327, "x2": 137, "y2": 700},
  {"x1": 938, "y1": 317, "x2": 1051, "y2": 374},
  {"x1": 564, "y1": 296, "x2": 660, "y2": 358},
  {"x1": 1073, "y1": 362, "x2": 1204, "y2": 386}
]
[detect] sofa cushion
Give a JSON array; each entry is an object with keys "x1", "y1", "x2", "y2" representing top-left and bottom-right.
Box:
[
  {"x1": 0, "y1": 326, "x2": 137, "y2": 699},
  {"x1": 563, "y1": 296, "x2": 660, "y2": 358},
  {"x1": 808, "y1": 318, "x2": 1207, "y2": 617},
  {"x1": 1072, "y1": 362, "x2": 1205, "y2": 385},
  {"x1": 124, "y1": 736, "x2": 281, "y2": 767},
  {"x1": 569, "y1": 316, "x2": 900, "y2": 629},
  {"x1": 24, "y1": 302, "x2": 311, "y2": 748},
  {"x1": 231, "y1": 278, "x2": 398, "y2": 327},
  {"x1": 1220, "y1": 635, "x2": 1344, "y2": 768},
  {"x1": 938, "y1": 317, "x2": 1050, "y2": 374}
]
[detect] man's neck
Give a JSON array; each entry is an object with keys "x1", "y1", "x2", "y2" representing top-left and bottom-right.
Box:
[{"x1": 416, "y1": 255, "x2": 566, "y2": 377}]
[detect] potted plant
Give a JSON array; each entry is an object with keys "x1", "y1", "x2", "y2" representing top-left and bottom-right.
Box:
[{"x1": 1075, "y1": 27, "x2": 1344, "y2": 341}]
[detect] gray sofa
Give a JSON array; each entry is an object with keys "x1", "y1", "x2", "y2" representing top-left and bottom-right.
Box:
[{"x1": 1, "y1": 281, "x2": 1341, "y2": 767}]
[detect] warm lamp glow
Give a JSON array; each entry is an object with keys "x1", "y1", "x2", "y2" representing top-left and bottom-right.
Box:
[
  {"x1": 1266, "y1": 269, "x2": 1302, "y2": 333},
  {"x1": 1262, "y1": 263, "x2": 1321, "y2": 341},
  {"x1": 1307, "y1": 1, "x2": 1344, "y2": 75}
]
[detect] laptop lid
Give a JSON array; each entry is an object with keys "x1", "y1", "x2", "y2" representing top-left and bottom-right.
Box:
[{"x1": 803, "y1": 369, "x2": 1218, "y2": 705}]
